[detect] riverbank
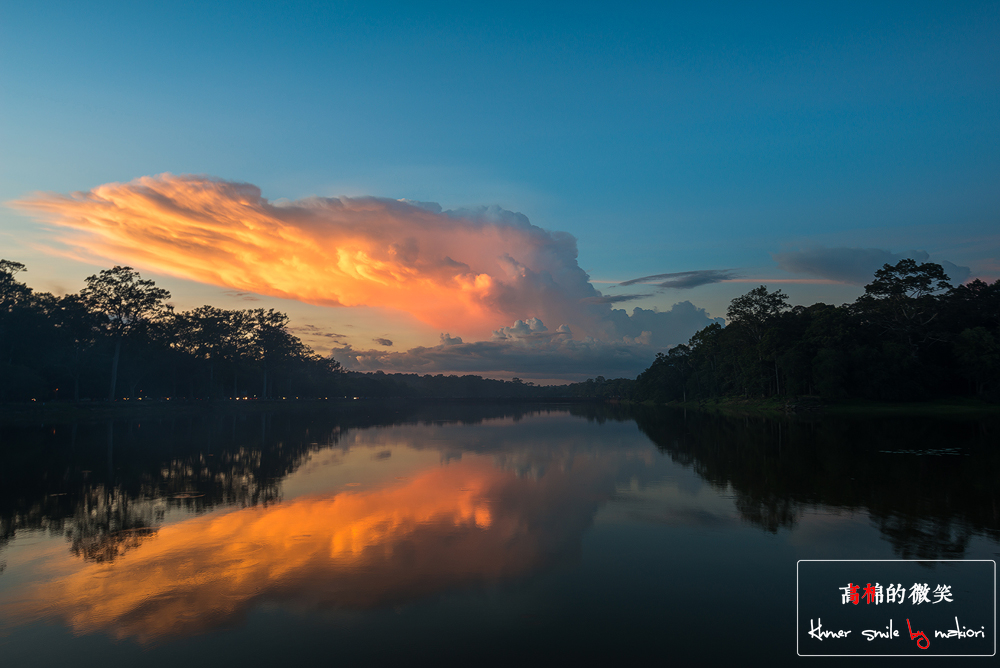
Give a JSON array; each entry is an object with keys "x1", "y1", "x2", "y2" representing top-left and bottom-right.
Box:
[
  {"x1": 4, "y1": 395, "x2": 997, "y2": 424},
  {"x1": 0, "y1": 398, "x2": 297, "y2": 423},
  {"x1": 644, "y1": 395, "x2": 1000, "y2": 417},
  {"x1": 0, "y1": 395, "x2": 596, "y2": 423}
]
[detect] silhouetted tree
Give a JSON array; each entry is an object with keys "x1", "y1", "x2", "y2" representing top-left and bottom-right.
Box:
[
  {"x1": 80, "y1": 266, "x2": 172, "y2": 400},
  {"x1": 726, "y1": 285, "x2": 790, "y2": 396},
  {"x1": 854, "y1": 259, "x2": 951, "y2": 356}
]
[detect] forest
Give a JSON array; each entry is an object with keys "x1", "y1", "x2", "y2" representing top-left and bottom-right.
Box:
[
  {"x1": 0, "y1": 260, "x2": 621, "y2": 402},
  {"x1": 0, "y1": 261, "x2": 347, "y2": 403},
  {"x1": 632, "y1": 260, "x2": 1000, "y2": 403},
  {"x1": 2, "y1": 258, "x2": 997, "y2": 405}
]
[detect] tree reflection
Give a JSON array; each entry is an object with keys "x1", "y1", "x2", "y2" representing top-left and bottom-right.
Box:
[
  {"x1": 0, "y1": 402, "x2": 575, "y2": 563},
  {"x1": 0, "y1": 446, "x2": 621, "y2": 643},
  {"x1": 633, "y1": 407, "x2": 1000, "y2": 557},
  {"x1": 1, "y1": 401, "x2": 997, "y2": 569}
]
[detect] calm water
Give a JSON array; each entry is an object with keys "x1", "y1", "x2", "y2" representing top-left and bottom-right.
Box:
[{"x1": 0, "y1": 402, "x2": 997, "y2": 666}]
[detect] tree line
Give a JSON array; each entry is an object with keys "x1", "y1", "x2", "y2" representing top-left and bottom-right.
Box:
[
  {"x1": 633, "y1": 259, "x2": 1000, "y2": 403},
  {"x1": 0, "y1": 260, "x2": 626, "y2": 402},
  {"x1": 1, "y1": 261, "x2": 341, "y2": 402},
  {"x1": 6, "y1": 258, "x2": 994, "y2": 405}
]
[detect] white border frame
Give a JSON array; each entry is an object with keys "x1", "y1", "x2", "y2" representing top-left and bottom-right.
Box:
[{"x1": 796, "y1": 559, "x2": 996, "y2": 657}]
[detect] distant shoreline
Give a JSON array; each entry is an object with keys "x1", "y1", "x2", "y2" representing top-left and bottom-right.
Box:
[
  {"x1": 0, "y1": 396, "x2": 599, "y2": 423},
  {"x1": 641, "y1": 396, "x2": 1000, "y2": 417},
  {"x1": 3, "y1": 395, "x2": 998, "y2": 424}
]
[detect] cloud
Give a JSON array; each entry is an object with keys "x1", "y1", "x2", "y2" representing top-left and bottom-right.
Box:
[
  {"x1": 580, "y1": 293, "x2": 652, "y2": 304},
  {"x1": 607, "y1": 302, "x2": 725, "y2": 350},
  {"x1": 772, "y1": 247, "x2": 972, "y2": 285},
  {"x1": 11, "y1": 174, "x2": 606, "y2": 340},
  {"x1": 221, "y1": 290, "x2": 261, "y2": 301},
  {"x1": 289, "y1": 324, "x2": 348, "y2": 340},
  {"x1": 335, "y1": 336, "x2": 656, "y2": 381},
  {"x1": 619, "y1": 269, "x2": 738, "y2": 289},
  {"x1": 336, "y1": 308, "x2": 722, "y2": 380},
  {"x1": 491, "y1": 317, "x2": 557, "y2": 341},
  {"x1": 11, "y1": 174, "x2": 728, "y2": 378}
]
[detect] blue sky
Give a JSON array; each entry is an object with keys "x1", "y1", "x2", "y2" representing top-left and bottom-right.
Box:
[{"x1": 2, "y1": 1, "x2": 998, "y2": 380}]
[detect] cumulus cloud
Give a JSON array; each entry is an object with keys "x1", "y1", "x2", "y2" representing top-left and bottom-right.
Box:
[
  {"x1": 619, "y1": 269, "x2": 738, "y2": 289},
  {"x1": 491, "y1": 317, "x2": 557, "y2": 341},
  {"x1": 12, "y1": 174, "x2": 729, "y2": 378},
  {"x1": 11, "y1": 174, "x2": 606, "y2": 339},
  {"x1": 608, "y1": 302, "x2": 725, "y2": 350},
  {"x1": 335, "y1": 334, "x2": 655, "y2": 380},
  {"x1": 336, "y1": 308, "x2": 721, "y2": 380},
  {"x1": 772, "y1": 247, "x2": 971, "y2": 285}
]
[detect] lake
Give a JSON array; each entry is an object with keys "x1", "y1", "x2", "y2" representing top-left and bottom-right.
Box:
[{"x1": 1, "y1": 402, "x2": 997, "y2": 665}]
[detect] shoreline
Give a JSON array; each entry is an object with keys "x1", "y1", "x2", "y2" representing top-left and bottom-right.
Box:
[
  {"x1": 0, "y1": 396, "x2": 598, "y2": 423},
  {"x1": 2, "y1": 395, "x2": 998, "y2": 423},
  {"x1": 641, "y1": 396, "x2": 1000, "y2": 417}
]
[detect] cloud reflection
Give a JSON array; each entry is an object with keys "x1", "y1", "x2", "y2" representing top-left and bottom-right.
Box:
[{"x1": 2, "y1": 457, "x2": 613, "y2": 643}]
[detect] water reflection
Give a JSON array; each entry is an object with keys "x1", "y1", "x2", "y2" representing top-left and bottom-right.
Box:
[
  {"x1": 1, "y1": 402, "x2": 998, "y2": 652},
  {"x1": 632, "y1": 407, "x2": 1000, "y2": 557},
  {"x1": 1, "y1": 407, "x2": 634, "y2": 643},
  {"x1": 0, "y1": 404, "x2": 623, "y2": 562},
  {"x1": 6, "y1": 455, "x2": 622, "y2": 643}
]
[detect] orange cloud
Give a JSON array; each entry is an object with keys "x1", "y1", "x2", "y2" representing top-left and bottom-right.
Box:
[
  {"x1": 0, "y1": 457, "x2": 613, "y2": 643},
  {"x1": 11, "y1": 174, "x2": 601, "y2": 339}
]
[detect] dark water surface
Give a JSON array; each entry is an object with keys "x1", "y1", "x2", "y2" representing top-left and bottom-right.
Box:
[{"x1": 1, "y1": 402, "x2": 997, "y2": 666}]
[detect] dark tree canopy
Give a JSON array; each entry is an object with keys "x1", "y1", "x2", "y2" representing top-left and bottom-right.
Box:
[
  {"x1": 1, "y1": 258, "x2": 998, "y2": 404},
  {"x1": 726, "y1": 285, "x2": 790, "y2": 343},
  {"x1": 0, "y1": 259, "x2": 31, "y2": 308},
  {"x1": 81, "y1": 266, "x2": 172, "y2": 339},
  {"x1": 862, "y1": 259, "x2": 951, "y2": 300},
  {"x1": 854, "y1": 259, "x2": 955, "y2": 355},
  {"x1": 633, "y1": 263, "x2": 1000, "y2": 402}
]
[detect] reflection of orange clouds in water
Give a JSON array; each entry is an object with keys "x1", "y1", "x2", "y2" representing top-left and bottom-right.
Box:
[
  {"x1": 12, "y1": 175, "x2": 593, "y2": 338},
  {"x1": 2, "y1": 457, "x2": 612, "y2": 644}
]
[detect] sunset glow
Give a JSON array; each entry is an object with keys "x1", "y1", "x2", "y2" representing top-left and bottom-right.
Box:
[
  {"x1": 12, "y1": 175, "x2": 599, "y2": 340},
  {"x1": 1, "y1": 456, "x2": 611, "y2": 643},
  {"x1": 1, "y1": 2, "x2": 998, "y2": 664}
]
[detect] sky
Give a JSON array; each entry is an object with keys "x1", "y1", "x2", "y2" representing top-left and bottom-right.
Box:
[{"x1": 2, "y1": 1, "x2": 998, "y2": 382}]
